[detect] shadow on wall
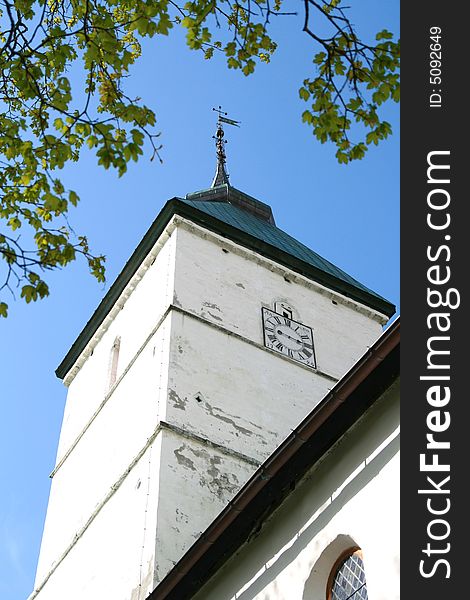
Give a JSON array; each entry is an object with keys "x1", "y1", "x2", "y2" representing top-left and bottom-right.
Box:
[{"x1": 222, "y1": 430, "x2": 400, "y2": 600}]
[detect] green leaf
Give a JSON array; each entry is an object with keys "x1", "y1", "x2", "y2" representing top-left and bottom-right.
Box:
[
  {"x1": 336, "y1": 151, "x2": 349, "y2": 164},
  {"x1": 376, "y1": 30, "x2": 394, "y2": 41},
  {"x1": 21, "y1": 285, "x2": 37, "y2": 303},
  {"x1": 313, "y1": 52, "x2": 327, "y2": 65},
  {"x1": 44, "y1": 194, "x2": 61, "y2": 211},
  {"x1": 87, "y1": 136, "x2": 98, "y2": 149},
  {"x1": 299, "y1": 87, "x2": 310, "y2": 101},
  {"x1": 8, "y1": 217, "x2": 22, "y2": 231},
  {"x1": 0, "y1": 0, "x2": 399, "y2": 315}
]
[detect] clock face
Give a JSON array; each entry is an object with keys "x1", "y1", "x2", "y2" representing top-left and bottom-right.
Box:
[{"x1": 261, "y1": 307, "x2": 316, "y2": 368}]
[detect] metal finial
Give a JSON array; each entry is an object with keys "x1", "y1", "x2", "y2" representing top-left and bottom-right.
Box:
[{"x1": 211, "y1": 106, "x2": 240, "y2": 188}]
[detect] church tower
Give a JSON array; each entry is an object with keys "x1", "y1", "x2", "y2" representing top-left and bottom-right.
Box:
[{"x1": 29, "y1": 117, "x2": 394, "y2": 600}]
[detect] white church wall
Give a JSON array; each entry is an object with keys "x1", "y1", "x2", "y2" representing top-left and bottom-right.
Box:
[
  {"x1": 148, "y1": 219, "x2": 390, "y2": 583},
  {"x1": 153, "y1": 427, "x2": 257, "y2": 584},
  {"x1": 34, "y1": 318, "x2": 171, "y2": 587},
  {"x1": 172, "y1": 220, "x2": 385, "y2": 382},
  {"x1": 167, "y1": 309, "x2": 332, "y2": 462},
  {"x1": 30, "y1": 436, "x2": 163, "y2": 600},
  {"x1": 55, "y1": 227, "x2": 178, "y2": 459},
  {"x1": 193, "y1": 379, "x2": 400, "y2": 600},
  {"x1": 31, "y1": 211, "x2": 393, "y2": 600}
]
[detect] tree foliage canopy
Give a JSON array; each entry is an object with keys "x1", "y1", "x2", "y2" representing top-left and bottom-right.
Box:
[{"x1": 0, "y1": 0, "x2": 399, "y2": 316}]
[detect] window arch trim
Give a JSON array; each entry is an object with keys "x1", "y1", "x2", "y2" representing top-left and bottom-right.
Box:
[{"x1": 326, "y1": 546, "x2": 366, "y2": 600}]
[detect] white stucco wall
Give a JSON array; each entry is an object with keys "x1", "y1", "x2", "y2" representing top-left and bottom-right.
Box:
[
  {"x1": 167, "y1": 310, "x2": 332, "y2": 463},
  {"x1": 55, "y1": 228, "x2": 177, "y2": 460},
  {"x1": 194, "y1": 379, "x2": 400, "y2": 600},
  {"x1": 31, "y1": 214, "x2": 391, "y2": 600},
  {"x1": 154, "y1": 427, "x2": 257, "y2": 582},
  {"x1": 31, "y1": 226, "x2": 177, "y2": 599},
  {"x1": 172, "y1": 221, "x2": 385, "y2": 382},
  {"x1": 32, "y1": 436, "x2": 163, "y2": 600}
]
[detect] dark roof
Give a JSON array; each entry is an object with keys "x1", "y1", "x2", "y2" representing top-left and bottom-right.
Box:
[
  {"x1": 56, "y1": 193, "x2": 395, "y2": 380},
  {"x1": 182, "y1": 191, "x2": 387, "y2": 304},
  {"x1": 148, "y1": 317, "x2": 400, "y2": 600},
  {"x1": 186, "y1": 184, "x2": 276, "y2": 225}
]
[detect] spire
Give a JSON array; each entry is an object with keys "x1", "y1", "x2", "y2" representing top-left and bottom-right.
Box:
[
  {"x1": 211, "y1": 106, "x2": 240, "y2": 188},
  {"x1": 211, "y1": 119, "x2": 229, "y2": 187}
]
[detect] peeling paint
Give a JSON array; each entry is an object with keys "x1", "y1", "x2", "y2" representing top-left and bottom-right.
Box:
[
  {"x1": 175, "y1": 508, "x2": 189, "y2": 525},
  {"x1": 179, "y1": 444, "x2": 241, "y2": 500},
  {"x1": 161, "y1": 420, "x2": 260, "y2": 466},
  {"x1": 202, "y1": 302, "x2": 221, "y2": 312},
  {"x1": 206, "y1": 456, "x2": 240, "y2": 500},
  {"x1": 207, "y1": 398, "x2": 277, "y2": 441},
  {"x1": 168, "y1": 389, "x2": 187, "y2": 411},
  {"x1": 203, "y1": 400, "x2": 253, "y2": 437},
  {"x1": 194, "y1": 396, "x2": 278, "y2": 449},
  {"x1": 184, "y1": 444, "x2": 209, "y2": 461},
  {"x1": 174, "y1": 445, "x2": 196, "y2": 471},
  {"x1": 207, "y1": 311, "x2": 223, "y2": 322}
]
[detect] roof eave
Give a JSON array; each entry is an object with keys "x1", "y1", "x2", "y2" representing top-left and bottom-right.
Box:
[
  {"x1": 56, "y1": 198, "x2": 395, "y2": 380},
  {"x1": 55, "y1": 198, "x2": 181, "y2": 380},
  {"x1": 173, "y1": 200, "x2": 394, "y2": 316}
]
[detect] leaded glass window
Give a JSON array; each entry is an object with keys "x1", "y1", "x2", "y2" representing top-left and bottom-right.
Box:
[{"x1": 329, "y1": 550, "x2": 368, "y2": 600}]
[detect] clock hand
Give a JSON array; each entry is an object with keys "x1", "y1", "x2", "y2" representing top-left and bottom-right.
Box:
[{"x1": 276, "y1": 330, "x2": 302, "y2": 344}]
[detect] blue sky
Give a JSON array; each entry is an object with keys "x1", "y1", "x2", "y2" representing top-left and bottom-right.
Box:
[{"x1": 0, "y1": 3, "x2": 399, "y2": 598}]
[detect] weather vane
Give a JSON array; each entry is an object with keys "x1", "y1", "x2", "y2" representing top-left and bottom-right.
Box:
[{"x1": 211, "y1": 106, "x2": 241, "y2": 187}]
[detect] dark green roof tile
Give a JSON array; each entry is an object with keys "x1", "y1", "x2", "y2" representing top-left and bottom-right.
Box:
[{"x1": 180, "y1": 198, "x2": 390, "y2": 306}]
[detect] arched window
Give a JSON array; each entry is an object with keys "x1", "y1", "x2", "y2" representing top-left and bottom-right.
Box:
[
  {"x1": 327, "y1": 549, "x2": 368, "y2": 600},
  {"x1": 108, "y1": 336, "x2": 121, "y2": 390}
]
